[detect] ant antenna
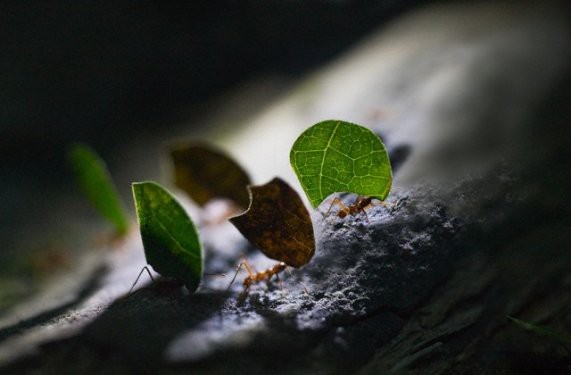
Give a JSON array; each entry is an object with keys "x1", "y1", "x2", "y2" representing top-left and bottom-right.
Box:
[{"x1": 128, "y1": 266, "x2": 156, "y2": 294}]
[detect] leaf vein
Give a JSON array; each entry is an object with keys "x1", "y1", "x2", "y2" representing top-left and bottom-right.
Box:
[{"x1": 319, "y1": 121, "x2": 341, "y2": 200}]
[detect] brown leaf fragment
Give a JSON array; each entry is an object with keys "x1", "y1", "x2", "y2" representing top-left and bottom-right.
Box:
[
  {"x1": 230, "y1": 177, "x2": 315, "y2": 268},
  {"x1": 169, "y1": 141, "x2": 251, "y2": 209}
]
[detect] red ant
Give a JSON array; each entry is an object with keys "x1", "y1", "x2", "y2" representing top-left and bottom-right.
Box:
[
  {"x1": 326, "y1": 195, "x2": 390, "y2": 222},
  {"x1": 227, "y1": 258, "x2": 287, "y2": 295}
]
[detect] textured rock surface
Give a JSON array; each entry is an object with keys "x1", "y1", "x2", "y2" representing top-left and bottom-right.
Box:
[{"x1": 1, "y1": 1, "x2": 570, "y2": 373}]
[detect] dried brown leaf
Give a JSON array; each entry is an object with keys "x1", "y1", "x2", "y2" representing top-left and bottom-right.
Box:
[
  {"x1": 170, "y1": 141, "x2": 251, "y2": 209},
  {"x1": 230, "y1": 177, "x2": 315, "y2": 268}
]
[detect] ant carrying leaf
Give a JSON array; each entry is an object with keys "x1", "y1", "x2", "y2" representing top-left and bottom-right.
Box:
[
  {"x1": 290, "y1": 120, "x2": 393, "y2": 209},
  {"x1": 325, "y1": 195, "x2": 393, "y2": 222},
  {"x1": 229, "y1": 177, "x2": 315, "y2": 297},
  {"x1": 132, "y1": 181, "x2": 203, "y2": 293}
]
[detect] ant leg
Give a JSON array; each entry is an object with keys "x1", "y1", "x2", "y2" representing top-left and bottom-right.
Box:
[
  {"x1": 226, "y1": 260, "x2": 245, "y2": 290},
  {"x1": 226, "y1": 258, "x2": 255, "y2": 290},
  {"x1": 242, "y1": 258, "x2": 256, "y2": 276},
  {"x1": 359, "y1": 206, "x2": 371, "y2": 223},
  {"x1": 324, "y1": 197, "x2": 349, "y2": 224},
  {"x1": 325, "y1": 197, "x2": 347, "y2": 217},
  {"x1": 128, "y1": 266, "x2": 155, "y2": 294},
  {"x1": 362, "y1": 199, "x2": 395, "y2": 222}
]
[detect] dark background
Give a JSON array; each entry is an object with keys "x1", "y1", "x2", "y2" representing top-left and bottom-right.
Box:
[
  {"x1": 0, "y1": 0, "x2": 430, "y2": 266},
  {"x1": 1, "y1": 0, "x2": 429, "y2": 161}
]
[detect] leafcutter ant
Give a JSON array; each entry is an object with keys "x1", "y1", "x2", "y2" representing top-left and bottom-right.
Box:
[
  {"x1": 227, "y1": 258, "x2": 287, "y2": 299},
  {"x1": 326, "y1": 195, "x2": 390, "y2": 222}
]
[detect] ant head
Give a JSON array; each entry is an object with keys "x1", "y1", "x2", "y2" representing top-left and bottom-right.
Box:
[
  {"x1": 356, "y1": 196, "x2": 372, "y2": 205},
  {"x1": 338, "y1": 210, "x2": 348, "y2": 218},
  {"x1": 276, "y1": 262, "x2": 287, "y2": 272}
]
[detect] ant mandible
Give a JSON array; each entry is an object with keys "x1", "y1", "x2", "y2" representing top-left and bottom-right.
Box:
[
  {"x1": 326, "y1": 195, "x2": 389, "y2": 222},
  {"x1": 227, "y1": 258, "x2": 287, "y2": 295}
]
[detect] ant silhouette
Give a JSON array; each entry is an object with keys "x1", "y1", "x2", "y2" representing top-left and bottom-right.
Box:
[{"x1": 325, "y1": 195, "x2": 391, "y2": 222}]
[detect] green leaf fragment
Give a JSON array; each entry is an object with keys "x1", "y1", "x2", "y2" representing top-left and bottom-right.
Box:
[
  {"x1": 508, "y1": 316, "x2": 571, "y2": 347},
  {"x1": 132, "y1": 181, "x2": 203, "y2": 292},
  {"x1": 290, "y1": 120, "x2": 392, "y2": 208},
  {"x1": 68, "y1": 143, "x2": 129, "y2": 235}
]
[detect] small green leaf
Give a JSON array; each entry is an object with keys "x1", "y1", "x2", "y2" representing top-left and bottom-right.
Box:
[
  {"x1": 132, "y1": 181, "x2": 203, "y2": 292},
  {"x1": 68, "y1": 143, "x2": 129, "y2": 235},
  {"x1": 508, "y1": 316, "x2": 571, "y2": 347},
  {"x1": 290, "y1": 120, "x2": 392, "y2": 208}
]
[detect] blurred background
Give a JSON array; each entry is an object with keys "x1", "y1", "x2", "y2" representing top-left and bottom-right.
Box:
[
  {"x1": 1, "y1": 0, "x2": 428, "y2": 285},
  {"x1": 1, "y1": 0, "x2": 570, "y2": 311}
]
